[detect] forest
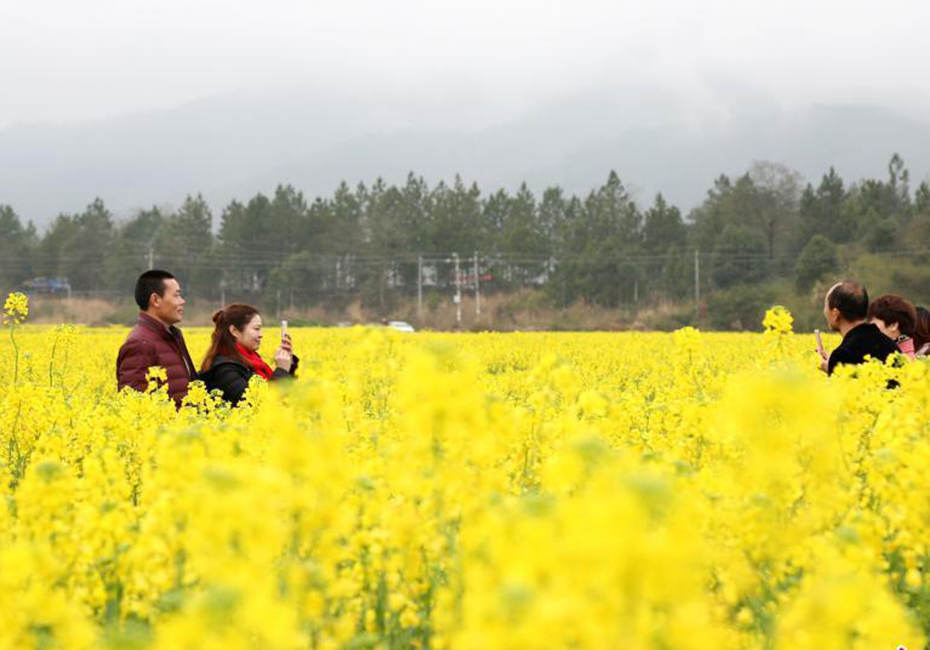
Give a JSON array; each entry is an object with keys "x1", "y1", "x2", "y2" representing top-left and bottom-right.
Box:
[{"x1": 2, "y1": 153, "x2": 929, "y2": 330}]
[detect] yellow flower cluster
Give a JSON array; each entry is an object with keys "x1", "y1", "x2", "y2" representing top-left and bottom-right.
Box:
[
  {"x1": 2, "y1": 291, "x2": 28, "y2": 325},
  {"x1": 762, "y1": 304, "x2": 794, "y2": 335},
  {"x1": 0, "y1": 316, "x2": 926, "y2": 649}
]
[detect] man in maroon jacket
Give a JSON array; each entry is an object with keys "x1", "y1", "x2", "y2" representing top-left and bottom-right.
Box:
[{"x1": 117, "y1": 270, "x2": 197, "y2": 404}]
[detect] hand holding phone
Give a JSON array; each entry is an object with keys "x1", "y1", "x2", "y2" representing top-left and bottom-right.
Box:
[
  {"x1": 815, "y1": 329, "x2": 826, "y2": 359},
  {"x1": 280, "y1": 320, "x2": 293, "y2": 354}
]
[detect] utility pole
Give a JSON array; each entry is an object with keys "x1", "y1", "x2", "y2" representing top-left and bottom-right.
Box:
[
  {"x1": 473, "y1": 251, "x2": 480, "y2": 316},
  {"x1": 453, "y1": 252, "x2": 462, "y2": 327},
  {"x1": 145, "y1": 225, "x2": 160, "y2": 269},
  {"x1": 417, "y1": 254, "x2": 423, "y2": 321},
  {"x1": 694, "y1": 249, "x2": 700, "y2": 308}
]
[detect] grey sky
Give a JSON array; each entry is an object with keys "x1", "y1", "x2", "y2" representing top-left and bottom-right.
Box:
[{"x1": 3, "y1": 0, "x2": 930, "y2": 129}]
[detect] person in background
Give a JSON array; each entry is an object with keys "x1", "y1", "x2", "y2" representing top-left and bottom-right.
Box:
[
  {"x1": 818, "y1": 281, "x2": 898, "y2": 375},
  {"x1": 914, "y1": 306, "x2": 930, "y2": 356},
  {"x1": 117, "y1": 270, "x2": 197, "y2": 404},
  {"x1": 868, "y1": 294, "x2": 917, "y2": 360},
  {"x1": 199, "y1": 303, "x2": 298, "y2": 404}
]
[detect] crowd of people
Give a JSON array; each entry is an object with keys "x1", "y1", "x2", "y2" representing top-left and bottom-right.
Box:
[
  {"x1": 819, "y1": 280, "x2": 930, "y2": 375},
  {"x1": 114, "y1": 271, "x2": 928, "y2": 407}
]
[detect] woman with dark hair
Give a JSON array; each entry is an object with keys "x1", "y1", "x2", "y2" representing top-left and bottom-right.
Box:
[
  {"x1": 914, "y1": 306, "x2": 930, "y2": 356},
  {"x1": 868, "y1": 294, "x2": 917, "y2": 360},
  {"x1": 200, "y1": 304, "x2": 298, "y2": 404}
]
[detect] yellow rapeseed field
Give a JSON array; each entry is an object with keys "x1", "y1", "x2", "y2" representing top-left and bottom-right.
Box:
[{"x1": 1, "y1": 295, "x2": 928, "y2": 649}]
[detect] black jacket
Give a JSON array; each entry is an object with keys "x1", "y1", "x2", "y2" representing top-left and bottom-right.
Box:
[
  {"x1": 827, "y1": 322, "x2": 898, "y2": 375},
  {"x1": 201, "y1": 353, "x2": 298, "y2": 404}
]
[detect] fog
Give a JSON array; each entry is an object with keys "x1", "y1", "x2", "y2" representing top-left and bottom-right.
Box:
[{"x1": 2, "y1": 0, "x2": 930, "y2": 225}]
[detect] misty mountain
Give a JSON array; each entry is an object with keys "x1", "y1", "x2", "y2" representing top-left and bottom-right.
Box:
[{"x1": 2, "y1": 86, "x2": 929, "y2": 230}]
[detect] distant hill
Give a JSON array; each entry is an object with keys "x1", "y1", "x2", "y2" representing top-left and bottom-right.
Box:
[{"x1": 2, "y1": 85, "x2": 929, "y2": 228}]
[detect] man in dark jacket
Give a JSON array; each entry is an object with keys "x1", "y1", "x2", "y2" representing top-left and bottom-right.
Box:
[
  {"x1": 819, "y1": 280, "x2": 898, "y2": 375},
  {"x1": 117, "y1": 270, "x2": 197, "y2": 404}
]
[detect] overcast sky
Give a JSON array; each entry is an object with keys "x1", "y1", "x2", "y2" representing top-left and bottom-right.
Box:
[{"x1": 2, "y1": 0, "x2": 930, "y2": 130}]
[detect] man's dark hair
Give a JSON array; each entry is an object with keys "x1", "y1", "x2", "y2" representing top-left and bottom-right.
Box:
[
  {"x1": 135, "y1": 270, "x2": 175, "y2": 310},
  {"x1": 827, "y1": 281, "x2": 869, "y2": 322}
]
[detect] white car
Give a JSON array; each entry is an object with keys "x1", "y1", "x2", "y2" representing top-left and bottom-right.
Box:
[{"x1": 388, "y1": 320, "x2": 416, "y2": 333}]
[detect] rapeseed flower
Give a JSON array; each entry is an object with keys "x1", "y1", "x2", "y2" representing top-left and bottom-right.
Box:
[
  {"x1": 2, "y1": 291, "x2": 28, "y2": 325},
  {"x1": 0, "y1": 319, "x2": 924, "y2": 648}
]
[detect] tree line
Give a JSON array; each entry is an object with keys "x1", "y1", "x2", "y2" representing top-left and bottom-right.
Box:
[{"x1": 2, "y1": 153, "x2": 930, "y2": 326}]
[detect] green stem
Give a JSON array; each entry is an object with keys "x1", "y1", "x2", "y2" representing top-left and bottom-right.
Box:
[
  {"x1": 49, "y1": 331, "x2": 62, "y2": 387},
  {"x1": 9, "y1": 321, "x2": 18, "y2": 385}
]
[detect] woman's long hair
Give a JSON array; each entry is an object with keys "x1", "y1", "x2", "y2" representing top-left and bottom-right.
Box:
[
  {"x1": 915, "y1": 306, "x2": 930, "y2": 349},
  {"x1": 200, "y1": 303, "x2": 261, "y2": 373}
]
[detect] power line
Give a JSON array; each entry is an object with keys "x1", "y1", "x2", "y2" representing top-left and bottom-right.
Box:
[{"x1": 5, "y1": 246, "x2": 930, "y2": 270}]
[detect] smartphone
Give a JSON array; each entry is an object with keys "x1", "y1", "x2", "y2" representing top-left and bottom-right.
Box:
[
  {"x1": 281, "y1": 320, "x2": 288, "y2": 340},
  {"x1": 815, "y1": 329, "x2": 825, "y2": 358}
]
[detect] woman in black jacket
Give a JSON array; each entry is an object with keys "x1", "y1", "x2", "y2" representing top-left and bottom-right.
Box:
[{"x1": 200, "y1": 304, "x2": 298, "y2": 404}]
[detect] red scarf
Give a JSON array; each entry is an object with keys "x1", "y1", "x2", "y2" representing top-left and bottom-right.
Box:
[{"x1": 235, "y1": 343, "x2": 275, "y2": 380}]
